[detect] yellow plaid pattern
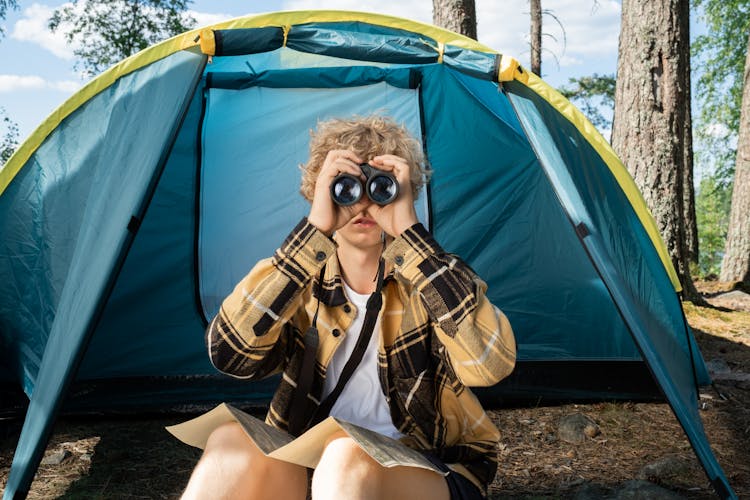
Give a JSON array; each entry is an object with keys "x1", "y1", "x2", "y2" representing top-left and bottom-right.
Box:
[{"x1": 207, "y1": 218, "x2": 516, "y2": 492}]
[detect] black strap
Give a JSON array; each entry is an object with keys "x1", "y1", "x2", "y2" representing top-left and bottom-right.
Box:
[
  {"x1": 288, "y1": 260, "x2": 385, "y2": 435},
  {"x1": 287, "y1": 265, "x2": 326, "y2": 435},
  {"x1": 310, "y1": 260, "x2": 384, "y2": 427}
]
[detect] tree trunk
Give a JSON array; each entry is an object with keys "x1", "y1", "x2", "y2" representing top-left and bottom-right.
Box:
[
  {"x1": 530, "y1": 0, "x2": 542, "y2": 75},
  {"x1": 611, "y1": 0, "x2": 704, "y2": 303},
  {"x1": 432, "y1": 0, "x2": 477, "y2": 39},
  {"x1": 720, "y1": 32, "x2": 750, "y2": 287}
]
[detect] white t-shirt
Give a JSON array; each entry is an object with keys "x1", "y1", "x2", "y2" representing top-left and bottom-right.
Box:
[{"x1": 321, "y1": 282, "x2": 403, "y2": 440}]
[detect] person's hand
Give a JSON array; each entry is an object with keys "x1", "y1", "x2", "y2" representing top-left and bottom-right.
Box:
[
  {"x1": 307, "y1": 150, "x2": 370, "y2": 236},
  {"x1": 366, "y1": 155, "x2": 419, "y2": 237}
]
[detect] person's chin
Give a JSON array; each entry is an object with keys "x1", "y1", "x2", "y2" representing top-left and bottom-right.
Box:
[{"x1": 340, "y1": 226, "x2": 382, "y2": 247}]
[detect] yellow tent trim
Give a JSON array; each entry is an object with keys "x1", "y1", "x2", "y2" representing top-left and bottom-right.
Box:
[
  {"x1": 0, "y1": 10, "x2": 497, "y2": 197},
  {"x1": 520, "y1": 71, "x2": 682, "y2": 292},
  {"x1": 498, "y1": 55, "x2": 528, "y2": 83},
  {"x1": 199, "y1": 28, "x2": 216, "y2": 55}
]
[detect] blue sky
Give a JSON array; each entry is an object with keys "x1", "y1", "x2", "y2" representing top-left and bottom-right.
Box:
[{"x1": 0, "y1": 0, "x2": 625, "y2": 141}]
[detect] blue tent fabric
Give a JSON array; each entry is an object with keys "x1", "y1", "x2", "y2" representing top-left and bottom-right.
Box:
[
  {"x1": 1, "y1": 50, "x2": 206, "y2": 497},
  {"x1": 420, "y1": 65, "x2": 641, "y2": 362},
  {"x1": 79, "y1": 86, "x2": 208, "y2": 380},
  {"x1": 0, "y1": 13, "x2": 735, "y2": 500},
  {"x1": 504, "y1": 80, "x2": 708, "y2": 381},
  {"x1": 0, "y1": 50, "x2": 205, "y2": 393}
]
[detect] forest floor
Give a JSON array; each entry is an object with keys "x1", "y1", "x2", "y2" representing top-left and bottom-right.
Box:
[{"x1": 1, "y1": 281, "x2": 749, "y2": 499}]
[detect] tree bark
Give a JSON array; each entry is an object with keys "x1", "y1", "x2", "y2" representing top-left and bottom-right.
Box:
[
  {"x1": 530, "y1": 0, "x2": 542, "y2": 75},
  {"x1": 611, "y1": 0, "x2": 704, "y2": 302},
  {"x1": 720, "y1": 32, "x2": 750, "y2": 287},
  {"x1": 432, "y1": 0, "x2": 477, "y2": 39}
]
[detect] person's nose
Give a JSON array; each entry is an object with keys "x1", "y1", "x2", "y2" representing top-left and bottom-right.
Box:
[{"x1": 353, "y1": 199, "x2": 372, "y2": 214}]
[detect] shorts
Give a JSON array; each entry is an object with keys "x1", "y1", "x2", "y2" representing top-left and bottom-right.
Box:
[{"x1": 422, "y1": 454, "x2": 486, "y2": 500}]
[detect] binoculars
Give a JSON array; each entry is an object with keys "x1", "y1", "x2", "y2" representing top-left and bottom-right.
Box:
[{"x1": 330, "y1": 164, "x2": 399, "y2": 206}]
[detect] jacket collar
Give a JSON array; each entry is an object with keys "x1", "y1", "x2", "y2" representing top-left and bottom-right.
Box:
[{"x1": 314, "y1": 253, "x2": 395, "y2": 307}]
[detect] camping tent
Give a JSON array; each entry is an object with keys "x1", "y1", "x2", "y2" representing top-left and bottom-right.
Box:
[{"x1": 0, "y1": 10, "x2": 735, "y2": 499}]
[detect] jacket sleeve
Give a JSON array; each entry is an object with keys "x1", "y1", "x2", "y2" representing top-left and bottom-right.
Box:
[
  {"x1": 206, "y1": 218, "x2": 336, "y2": 379},
  {"x1": 383, "y1": 223, "x2": 516, "y2": 387}
]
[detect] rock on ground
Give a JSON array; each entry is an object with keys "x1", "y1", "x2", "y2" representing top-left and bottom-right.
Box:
[{"x1": 557, "y1": 413, "x2": 600, "y2": 445}]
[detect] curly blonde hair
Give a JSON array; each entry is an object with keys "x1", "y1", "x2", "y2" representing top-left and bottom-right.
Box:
[{"x1": 300, "y1": 115, "x2": 429, "y2": 201}]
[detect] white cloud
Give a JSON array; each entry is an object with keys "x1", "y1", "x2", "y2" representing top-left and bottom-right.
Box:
[
  {"x1": 49, "y1": 79, "x2": 81, "y2": 92},
  {"x1": 11, "y1": 3, "x2": 75, "y2": 60},
  {"x1": 547, "y1": 0, "x2": 621, "y2": 58},
  {"x1": 476, "y1": 3, "x2": 528, "y2": 56},
  {"x1": 705, "y1": 122, "x2": 731, "y2": 139},
  {"x1": 0, "y1": 74, "x2": 80, "y2": 93},
  {"x1": 189, "y1": 10, "x2": 237, "y2": 29},
  {"x1": 477, "y1": 0, "x2": 620, "y2": 71},
  {"x1": 558, "y1": 55, "x2": 583, "y2": 67},
  {"x1": 10, "y1": 3, "x2": 232, "y2": 60},
  {"x1": 281, "y1": 0, "x2": 431, "y2": 25},
  {"x1": 0, "y1": 75, "x2": 46, "y2": 92}
]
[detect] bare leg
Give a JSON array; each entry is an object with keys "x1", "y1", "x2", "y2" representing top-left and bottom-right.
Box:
[
  {"x1": 311, "y1": 432, "x2": 450, "y2": 500},
  {"x1": 182, "y1": 421, "x2": 308, "y2": 500}
]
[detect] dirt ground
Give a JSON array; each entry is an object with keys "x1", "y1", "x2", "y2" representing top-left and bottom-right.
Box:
[{"x1": 1, "y1": 282, "x2": 749, "y2": 499}]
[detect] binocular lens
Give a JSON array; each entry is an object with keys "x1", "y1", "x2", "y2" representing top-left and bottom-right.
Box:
[
  {"x1": 331, "y1": 175, "x2": 362, "y2": 206},
  {"x1": 368, "y1": 175, "x2": 398, "y2": 205},
  {"x1": 330, "y1": 164, "x2": 400, "y2": 206}
]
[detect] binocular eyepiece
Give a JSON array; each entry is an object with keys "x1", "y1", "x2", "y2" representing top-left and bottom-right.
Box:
[{"x1": 330, "y1": 164, "x2": 399, "y2": 206}]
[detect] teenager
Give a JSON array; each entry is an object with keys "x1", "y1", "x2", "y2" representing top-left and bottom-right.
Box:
[{"x1": 182, "y1": 115, "x2": 516, "y2": 500}]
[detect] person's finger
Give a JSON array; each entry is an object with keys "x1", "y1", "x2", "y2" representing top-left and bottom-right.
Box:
[
  {"x1": 324, "y1": 150, "x2": 363, "y2": 168},
  {"x1": 321, "y1": 153, "x2": 365, "y2": 181},
  {"x1": 372, "y1": 154, "x2": 407, "y2": 166},
  {"x1": 331, "y1": 159, "x2": 364, "y2": 178},
  {"x1": 372, "y1": 156, "x2": 411, "y2": 186},
  {"x1": 371, "y1": 155, "x2": 408, "y2": 176}
]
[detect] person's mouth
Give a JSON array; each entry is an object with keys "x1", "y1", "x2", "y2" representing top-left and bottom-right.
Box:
[{"x1": 353, "y1": 217, "x2": 377, "y2": 227}]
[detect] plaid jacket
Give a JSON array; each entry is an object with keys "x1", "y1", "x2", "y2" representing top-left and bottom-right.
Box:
[{"x1": 207, "y1": 218, "x2": 516, "y2": 492}]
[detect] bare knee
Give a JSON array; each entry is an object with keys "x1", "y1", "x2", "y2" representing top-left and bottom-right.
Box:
[
  {"x1": 200, "y1": 422, "x2": 264, "y2": 470},
  {"x1": 312, "y1": 435, "x2": 382, "y2": 499},
  {"x1": 204, "y1": 422, "x2": 253, "y2": 453},
  {"x1": 184, "y1": 422, "x2": 292, "y2": 500},
  {"x1": 318, "y1": 433, "x2": 377, "y2": 473}
]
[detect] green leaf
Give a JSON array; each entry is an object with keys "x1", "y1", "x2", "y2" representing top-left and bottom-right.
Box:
[
  {"x1": 0, "y1": 107, "x2": 19, "y2": 166},
  {"x1": 692, "y1": 0, "x2": 750, "y2": 184},
  {"x1": 558, "y1": 73, "x2": 616, "y2": 132},
  {"x1": 695, "y1": 175, "x2": 732, "y2": 277},
  {"x1": 48, "y1": 0, "x2": 197, "y2": 77},
  {"x1": 0, "y1": 0, "x2": 19, "y2": 38}
]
